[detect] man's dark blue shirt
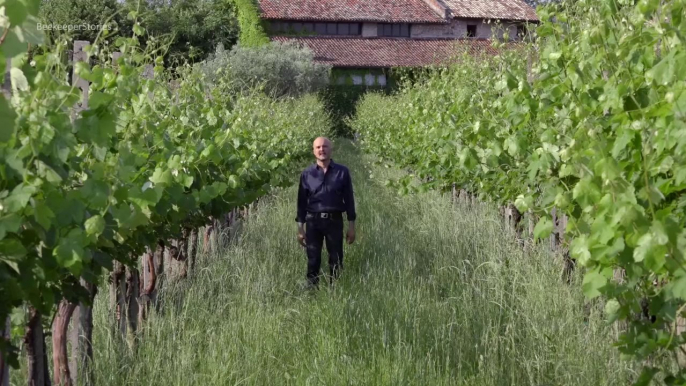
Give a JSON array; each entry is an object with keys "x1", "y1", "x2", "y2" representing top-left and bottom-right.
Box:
[{"x1": 296, "y1": 160, "x2": 356, "y2": 223}]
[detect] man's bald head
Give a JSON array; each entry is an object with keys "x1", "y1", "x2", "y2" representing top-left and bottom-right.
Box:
[
  {"x1": 313, "y1": 137, "x2": 332, "y2": 162},
  {"x1": 313, "y1": 137, "x2": 332, "y2": 148}
]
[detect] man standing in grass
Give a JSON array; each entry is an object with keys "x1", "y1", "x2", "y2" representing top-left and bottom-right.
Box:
[{"x1": 296, "y1": 137, "x2": 356, "y2": 288}]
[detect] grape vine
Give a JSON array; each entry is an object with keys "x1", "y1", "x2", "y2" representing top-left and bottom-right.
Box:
[
  {"x1": 0, "y1": 0, "x2": 331, "y2": 372},
  {"x1": 350, "y1": 0, "x2": 686, "y2": 383}
]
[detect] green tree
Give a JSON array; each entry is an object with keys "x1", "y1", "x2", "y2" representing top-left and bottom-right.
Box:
[
  {"x1": 39, "y1": 0, "x2": 125, "y2": 42},
  {"x1": 38, "y1": 0, "x2": 240, "y2": 64},
  {"x1": 125, "y1": 0, "x2": 240, "y2": 64}
]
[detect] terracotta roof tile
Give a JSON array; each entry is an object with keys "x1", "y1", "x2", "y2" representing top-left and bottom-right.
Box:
[
  {"x1": 271, "y1": 36, "x2": 505, "y2": 68},
  {"x1": 443, "y1": 0, "x2": 538, "y2": 21},
  {"x1": 258, "y1": 0, "x2": 448, "y2": 23}
]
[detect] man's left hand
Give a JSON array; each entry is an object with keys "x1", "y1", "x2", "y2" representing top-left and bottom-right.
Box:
[{"x1": 346, "y1": 227, "x2": 356, "y2": 244}]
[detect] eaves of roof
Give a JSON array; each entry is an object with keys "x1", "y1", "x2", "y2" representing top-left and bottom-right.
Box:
[{"x1": 271, "y1": 36, "x2": 516, "y2": 68}]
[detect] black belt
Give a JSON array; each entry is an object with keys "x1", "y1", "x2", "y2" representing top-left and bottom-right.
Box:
[{"x1": 307, "y1": 212, "x2": 342, "y2": 219}]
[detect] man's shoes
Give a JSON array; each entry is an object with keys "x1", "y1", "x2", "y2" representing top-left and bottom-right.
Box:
[{"x1": 300, "y1": 280, "x2": 319, "y2": 291}]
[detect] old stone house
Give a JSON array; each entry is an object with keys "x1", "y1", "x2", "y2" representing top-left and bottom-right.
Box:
[{"x1": 257, "y1": 0, "x2": 539, "y2": 86}]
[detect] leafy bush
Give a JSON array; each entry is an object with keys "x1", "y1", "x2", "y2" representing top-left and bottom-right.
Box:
[{"x1": 197, "y1": 41, "x2": 331, "y2": 98}]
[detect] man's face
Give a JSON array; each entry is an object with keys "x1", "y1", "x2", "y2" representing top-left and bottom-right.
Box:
[{"x1": 313, "y1": 139, "x2": 331, "y2": 162}]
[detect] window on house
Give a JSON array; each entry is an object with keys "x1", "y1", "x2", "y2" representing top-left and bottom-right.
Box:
[
  {"x1": 275, "y1": 22, "x2": 362, "y2": 36},
  {"x1": 377, "y1": 23, "x2": 410, "y2": 37},
  {"x1": 400, "y1": 24, "x2": 409, "y2": 36},
  {"x1": 466, "y1": 25, "x2": 477, "y2": 37},
  {"x1": 321, "y1": 23, "x2": 362, "y2": 35},
  {"x1": 393, "y1": 24, "x2": 401, "y2": 36},
  {"x1": 517, "y1": 25, "x2": 526, "y2": 39}
]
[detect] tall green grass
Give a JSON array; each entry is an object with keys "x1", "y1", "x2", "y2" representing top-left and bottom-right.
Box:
[{"x1": 12, "y1": 139, "x2": 638, "y2": 385}]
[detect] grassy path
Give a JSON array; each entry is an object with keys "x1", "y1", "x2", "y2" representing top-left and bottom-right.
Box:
[{"x1": 88, "y1": 139, "x2": 637, "y2": 385}]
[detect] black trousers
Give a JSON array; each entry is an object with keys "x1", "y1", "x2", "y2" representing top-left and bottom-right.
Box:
[{"x1": 305, "y1": 213, "x2": 344, "y2": 286}]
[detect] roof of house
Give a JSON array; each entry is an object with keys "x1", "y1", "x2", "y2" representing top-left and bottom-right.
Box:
[
  {"x1": 271, "y1": 36, "x2": 504, "y2": 68},
  {"x1": 443, "y1": 0, "x2": 539, "y2": 21},
  {"x1": 258, "y1": 0, "x2": 448, "y2": 24}
]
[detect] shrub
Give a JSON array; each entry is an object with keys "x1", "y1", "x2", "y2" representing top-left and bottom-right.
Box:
[{"x1": 197, "y1": 41, "x2": 331, "y2": 98}]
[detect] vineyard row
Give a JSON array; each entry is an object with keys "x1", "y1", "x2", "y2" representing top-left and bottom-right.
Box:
[{"x1": 350, "y1": 0, "x2": 686, "y2": 382}]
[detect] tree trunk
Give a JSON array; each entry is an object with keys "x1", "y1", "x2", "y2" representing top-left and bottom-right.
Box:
[
  {"x1": 25, "y1": 308, "x2": 48, "y2": 386},
  {"x1": 52, "y1": 300, "x2": 76, "y2": 386},
  {"x1": 1, "y1": 316, "x2": 9, "y2": 386},
  {"x1": 68, "y1": 281, "x2": 97, "y2": 386}
]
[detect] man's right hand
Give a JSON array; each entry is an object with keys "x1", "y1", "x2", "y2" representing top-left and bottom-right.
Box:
[{"x1": 297, "y1": 227, "x2": 307, "y2": 247}]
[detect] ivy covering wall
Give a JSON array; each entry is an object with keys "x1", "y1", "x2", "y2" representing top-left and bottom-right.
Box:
[
  {"x1": 232, "y1": 0, "x2": 270, "y2": 47},
  {"x1": 320, "y1": 69, "x2": 396, "y2": 137},
  {"x1": 319, "y1": 67, "x2": 435, "y2": 137}
]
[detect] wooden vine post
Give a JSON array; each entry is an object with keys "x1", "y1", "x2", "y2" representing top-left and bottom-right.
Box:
[
  {"x1": 124, "y1": 263, "x2": 140, "y2": 347},
  {"x1": 109, "y1": 261, "x2": 126, "y2": 340},
  {"x1": 51, "y1": 40, "x2": 90, "y2": 386},
  {"x1": 52, "y1": 300, "x2": 76, "y2": 386},
  {"x1": 548, "y1": 207, "x2": 573, "y2": 282},
  {"x1": 503, "y1": 203, "x2": 522, "y2": 241},
  {"x1": 177, "y1": 229, "x2": 190, "y2": 279},
  {"x1": 67, "y1": 41, "x2": 101, "y2": 386},
  {"x1": 153, "y1": 240, "x2": 165, "y2": 293},
  {"x1": 24, "y1": 307, "x2": 50, "y2": 386},
  {"x1": 204, "y1": 216, "x2": 221, "y2": 255},
  {"x1": 134, "y1": 64, "x2": 157, "y2": 328},
  {"x1": 189, "y1": 229, "x2": 198, "y2": 275}
]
